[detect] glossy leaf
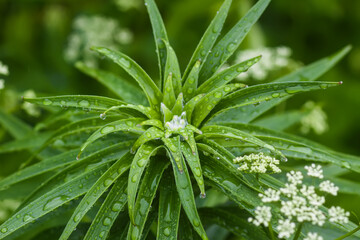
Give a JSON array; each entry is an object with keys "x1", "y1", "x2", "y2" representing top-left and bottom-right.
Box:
[
  {"x1": 24, "y1": 95, "x2": 125, "y2": 112},
  {"x1": 199, "y1": 0, "x2": 270, "y2": 82},
  {"x1": 128, "y1": 144, "x2": 162, "y2": 222},
  {"x1": 75, "y1": 62, "x2": 147, "y2": 105},
  {"x1": 181, "y1": 142, "x2": 205, "y2": 197},
  {"x1": 163, "y1": 136, "x2": 183, "y2": 173},
  {"x1": 197, "y1": 56, "x2": 259, "y2": 94},
  {"x1": 183, "y1": 60, "x2": 201, "y2": 101},
  {"x1": 163, "y1": 72, "x2": 176, "y2": 108},
  {"x1": 128, "y1": 158, "x2": 169, "y2": 239},
  {"x1": 172, "y1": 92, "x2": 184, "y2": 116},
  {"x1": 192, "y1": 83, "x2": 244, "y2": 127},
  {"x1": 59, "y1": 153, "x2": 132, "y2": 240},
  {"x1": 157, "y1": 171, "x2": 181, "y2": 240},
  {"x1": 183, "y1": 0, "x2": 233, "y2": 80},
  {"x1": 78, "y1": 118, "x2": 144, "y2": 157},
  {"x1": 144, "y1": 0, "x2": 168, "y2": 83},
  {"x1": 93, "y1": 47, "x2": 163, "y2": 109},
  {"x1": 0, "y1": 164, "x2": 108, "y2": 239},
  {"x1": 183, "y1": 94, "x2": 205, "y2": 122},
  {"x1": 207, "y1": 81, "x2": 341, "y2": 124},
  {"x1": 163, "y1": 40, "x2": 182, "y2": 96},
  {"x1": 131, "y1": 127, "x2": 164, "y2": 152},
  {"x1": 83, "y1": 174, "x2": 128, "y2": 240},
  {"x1": 170, "y1": 149, "x2": 208, "y2": 240}
]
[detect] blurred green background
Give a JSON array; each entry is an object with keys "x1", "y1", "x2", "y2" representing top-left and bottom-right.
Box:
[{"x1": 0, "y1": 0, "x2": 360, "y2": 225}]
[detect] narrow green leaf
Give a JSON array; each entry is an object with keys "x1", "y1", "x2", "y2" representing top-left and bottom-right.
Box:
[
  {"x1": 163, "y1": 72, "x2": 176, "y2": 108},
  {"x1": 163, "y1": 136, "x2": 183, "y2": 173},
  {"x1": 253, "y1": 110, "x2": 309, "y2": 131},
  {"x1": 110, "y1": 104, "x2": 160, "y2": 119},
  {"x1": 163, "y1": 40, "x2": 182, "y2": 96},
  {"x1": 183, "y1": 60, "x2": 201, "y2": 101},
  {"x1": 201, "y1": 125, "x2": 285, "y2": 160},
  {"x1": 0, "y1": 164, "x2": 108, "y2": 239},
  {"x1": 140, "y1": 119, "x2": 164, "y2": 130},
  {"x1": 59, "y1": 153, "x2": 132, "y2": 240},
  {"x1": 219, "y1": 122, "x2": 360, "y2": 172},
  {"x1": 192, "y1": 83, "x2": 244, "y2": 127},
  {"x1": 160, "y1": 102, "x2": 173, "y2": 123},
  {"x1": 128, "y1": 144, "x2": 162, "y2": 222},
  {"x1": 144, "y1": 0, "x2": 169, "y2": 84},
  {"x1": 198, "y1": 207, "x2": 270, "y2": 239},
  {"x1": 24, "y1": 95, "x2": 125, "y2": 112},
  {"x1": 172, "y1": 92, "x2": 184, "y2": 116},
  {"x1": 131, "y1": 127, "x2": 164, "y2": 152},
  {"x1": 211, "y1": 45, "x2": 351, "y2": 124},
  {"x1": 183, "y1": 94, "x2": 205, "y2": 123},
  {"x1": 183, "y1": 0, "x2": 233, "y2": 80},
  {"x1": 93, "y1": 47, "x2": 163, "y2": 109},
  {"x1": 20, "y1": 142, "x2": 130, "y2": 207},
  {"x1": 181, "y1": 142, "x2": 205, "y2": 197},
  {"x1": 78, "y1": 118, "x2": 144, "y2": 158},
  {"x1": 0, "y1": 108, "x2": 32, "y2": 139},
  {"x1": 75, "y1": 62, "x2": 147, "y2": 105},
  {"x1": 0, "y1": 141, "x2": 131, "y2": 190},
  {"x1": 128, "y1": 158, "x2": 169, "y2": 239},
  {"x1": 198, "y1": 144, "x2": 261, "y2": 210},
  {"x1": 83, "y1": 174, "x2": 128, "y2": 240},
  {"x1": 0, "y1": 132, "x2": 51, "y2": 154},
  {"x1": 197, "y1": 56, "x2": 259, "y2": 94},
  {"x1": 157, "y1": 171, "x2": 181, "y2": 240},
  {"x1": 206, "y1": 81, "x2": 341, "y2": 124},
  {"x1": 170, "y1": 149, "x2": 208, "y2": 240},
  {"x1": 199, "y1": 0, "x2": 270, "y2": 82}
]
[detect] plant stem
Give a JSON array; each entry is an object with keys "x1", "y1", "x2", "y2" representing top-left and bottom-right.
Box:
[
  {"x1": 292, "y1": 222, "x2": 303, "y2": 240},
  {"x1": 334, "y1": 225, "x2": 360, "y2": 240},
  {"x1": 268, "y1": 223, "x2": 276, "y2": 240}
]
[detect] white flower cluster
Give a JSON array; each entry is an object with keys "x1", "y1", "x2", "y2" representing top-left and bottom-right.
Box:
[
  {"x1": 233, "y1": 152, "x2": 281, "y2": 174},
  {"x1": 0, "y1": 61, "x2": 9, "y2": 90},
  {"x1": 165, "y1": 111, "x2": 187, "y2": 132},
  {"x1": 249, "y1": 164, "x2": 349, "y2": 239},
  {"x1": 301, "y1": 101, "x2": 328, "y2": 135},
  {"x1": 235, "y1": 46, "x2": 292, "y2": 81},
  {"x1": 64, "y1": 15, "x2": 133, "y2": 67}
]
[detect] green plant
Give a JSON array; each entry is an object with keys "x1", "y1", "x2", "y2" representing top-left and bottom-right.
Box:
[{"x1": 0, "y1": 0, "x2": 359, "y2": 239}]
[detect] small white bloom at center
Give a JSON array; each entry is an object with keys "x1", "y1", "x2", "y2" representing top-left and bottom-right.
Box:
[{"x1": 165, "y1": 112, "x2": 187, "y2": 131}]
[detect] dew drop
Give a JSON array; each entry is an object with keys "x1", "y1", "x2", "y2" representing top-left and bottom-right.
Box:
[
  {"x1": 193, "y1": 219, "x2": 200, "y2": 227},
  {"x1": 120, "y1": 58, "x2": 131, "y2": 68},
  {"x1": 43, "y1": 99, "x2": 52, "y2": 105},
  {"x1": 103, "y1": 217, "x2": 112, "y2": 226},
  {"x1": 131, "y1": 173, "x2": 139, "y2": 182},
  {"x1": 112, "y1": 202, "x2": 122, "y2": 212},
  {"x1": 226, "y1": 43, "x2": 236, "y2": 52},
  {"x1": 271, "y1": 93, "x2": 280, "y2": 98},
  {"x1": 104, "y1": 179, "x2": 113, "y2": 187},
  {"x1": 1, "y1": 228, "x2": 8, "y2": 233},
  {"x1": 101, "y1": 125, "x2": 115, "y2": 134},
  {"x1": 23, "y1": 214, "x2": 33, "y2": 222},
  {"x1": 43, "y1": 195, "x2": 70, "y2": 211},
  {"x1": 99, "y1": 230, "x2": 106, "y2": 238},
  {"x1": 200, "y1": 192, "x2": 206, "y2": 199},
  {"x1": 99, "y1": 113, "x2": 106, "y2": 120},
  {"x1": 79, "y1": 100, "x2": 90, "y2": 107},
  {"x1": 224, "y1": 86, "x2": 231, "y2": 92},
  {"x1": 73, "y1": 213, "x2": 82, "y2": 222},
  {"x1": 163, "y1": 227, "x2": 171, "y2": 236}
]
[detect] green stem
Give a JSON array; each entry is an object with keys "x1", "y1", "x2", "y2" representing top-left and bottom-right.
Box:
[
  {"x1": 292, "y1": 222, "x2": 303, "y2": 240},
  {"x1": 268, "y1": 223, "x2": 276, "y2": 240},
  {"x1": 334, "y1": 225, "x2": 360, "y2": 240}
]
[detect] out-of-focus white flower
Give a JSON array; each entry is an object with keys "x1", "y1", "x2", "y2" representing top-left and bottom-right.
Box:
[
  {"x1": 319, "y1": 180, "x2": 339, "y2": 196},
  {"x1": 165, "y1": 111, "x2": 187, "y2": 132},
  {"x1": 22, "y1": 90, "x2": 41, "y2": 117},
  {"x1": 233, "y1": 152, "x2": 281, "y2": 174},
  {"x1": 304, "y1": 232, "x2": 323, "y2": 240},
  {"x1": 276, "y1": 219, "x2": 296, "y2": 239},
  {"x1": 235, "y1": 46, "x2": 292, "y2": 81},
  {"x1": 328, "y1": 206, "x2": 350, "y2": 224},
  {"x1": 305, "y1": 164, "x2": 324, "y2": 179},
  {"x1": 0, "y1": 61, "x2": 9, "y2": 76},
  {"x1": 64, "y1": 15, "x2": 133, "y2": 67},
  {"x1": 301, "y1": 101, "x2": 328, "y2": 135},
  {"x1": 248, "y1": 206, "x2": 272, "y2": 227}
]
